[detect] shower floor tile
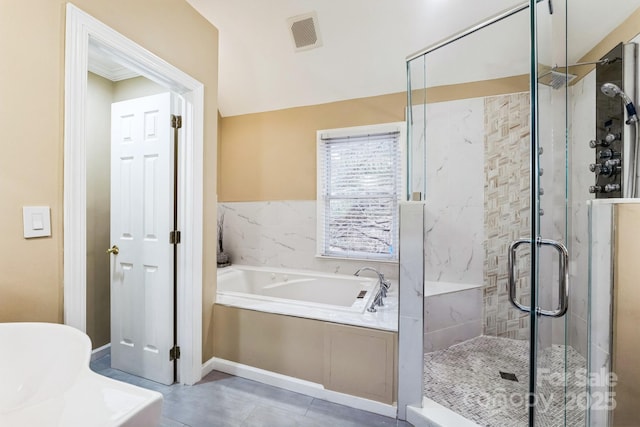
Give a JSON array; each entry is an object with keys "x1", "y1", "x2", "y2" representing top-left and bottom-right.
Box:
[{"x1": 423, "y1": 336, "x2": 587, "y2": 427}]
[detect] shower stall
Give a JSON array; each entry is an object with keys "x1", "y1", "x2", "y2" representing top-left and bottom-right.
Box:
[{"x1": 406, "y1": 0, "x2": 640, "y2": 425}]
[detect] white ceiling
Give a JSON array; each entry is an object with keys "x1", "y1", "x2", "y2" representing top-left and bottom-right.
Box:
[{"x1": 185, "y1": 0, "x2": 640, "y2": 117}]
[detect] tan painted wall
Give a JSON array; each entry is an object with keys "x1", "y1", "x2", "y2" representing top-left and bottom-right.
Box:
[
  {"x1": 218, "y1": 76, "x2": 528, "y2": 202},
  {"x1": 0, "y1": 0, "x2": 218, "y2": 361},
  {"x1": 86, "y1": 72, "x2": 114, "y2": 349},
  {"x1": 218, "y1": 92, "x2": 406, "y2": 202},
  {"x1": 612, "y1": 204, "x2": 640, "y2": 426}
]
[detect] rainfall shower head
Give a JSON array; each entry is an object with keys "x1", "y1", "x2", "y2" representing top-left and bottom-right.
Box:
[
  {"x1": 538, "y1": 59, "x2": 614, "y2": 90},
  {"x1": 538, "y1": 70, "x2": 577, "y2": 89},
  {"x1": 601, "y1": 82, "x2": 639, "y2": 124}
]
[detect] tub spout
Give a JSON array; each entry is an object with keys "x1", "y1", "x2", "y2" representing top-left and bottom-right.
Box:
[
  {"x1": 366, "y1": 288, "x2": 385, "y2": 312},
  {"x1": 354, "y1": 267, "x2": 390, "y2": 291}
]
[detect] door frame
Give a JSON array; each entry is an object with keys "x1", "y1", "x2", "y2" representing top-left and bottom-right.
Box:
[{"x1": 63, "y1": 4, "x2": 204, "y2": 385}]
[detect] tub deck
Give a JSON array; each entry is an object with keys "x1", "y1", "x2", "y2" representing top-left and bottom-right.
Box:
[{"x1": 216, "y1": 265, "x2": 398, "y2": 331}]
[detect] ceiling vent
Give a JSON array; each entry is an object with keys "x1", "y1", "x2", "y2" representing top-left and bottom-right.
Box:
[{"x1": 287, "y1": 12, "x2": 322, "y2": 52}]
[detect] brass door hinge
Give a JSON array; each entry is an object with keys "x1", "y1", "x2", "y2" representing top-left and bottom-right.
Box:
[
  {"x1": 169, "y1": 230, "x2": 181, "y2": 244},
  {"x1": 169, "y1": 346, "x2": 181, "y2": 361},
  {"x1": 171, "y1": 114, "x2": 182, "y2": 129}
]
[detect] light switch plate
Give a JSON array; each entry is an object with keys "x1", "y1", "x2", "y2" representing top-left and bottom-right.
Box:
[{"x1": 23, "y1": 206, "x2": 51, "y2": 238}]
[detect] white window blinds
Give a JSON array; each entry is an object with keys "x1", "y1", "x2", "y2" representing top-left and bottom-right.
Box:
[{"x1": 318, "y1": 128, "x2": 402, "y2": 260}]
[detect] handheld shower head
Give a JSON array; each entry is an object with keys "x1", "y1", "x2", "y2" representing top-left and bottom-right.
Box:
[
  {"x1": 601, "y1": 82, "x2": 639, "y2": 124},
  {"x1": 601, "y1": 82, "x2": 630, "y2": 102},
  {"x1": 601, "y1": 82, "x2": 620, "y2": 97}
]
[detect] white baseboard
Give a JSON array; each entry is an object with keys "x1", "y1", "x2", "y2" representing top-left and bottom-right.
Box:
[
  {"x1": 91, "y1": 343, "x2": 111, "y2": 362},
  {"x1": 201, "y1": 355, "x2": 217, "y2": 379},
  {"x1": 202, "y1": 357, "x2": 397, "y2": 418},
  {"x1": 406, "y1": 397, "x2": 480, "y2": 427}
]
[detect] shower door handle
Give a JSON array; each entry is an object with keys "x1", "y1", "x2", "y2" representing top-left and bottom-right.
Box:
[
  {"x1": 508, "y1": 239, "x2": 533, "y2": 313},
  {"x1": 537, "y1": 238, "x2": 569, "y2": 318},
  {"x1": 508, "y1": 238, "x2": 569, "y2": 318}
]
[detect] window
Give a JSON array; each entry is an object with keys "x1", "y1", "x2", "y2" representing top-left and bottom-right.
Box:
[{"x1": 317, "y1": 122, "x2": 405, "y2": 261}]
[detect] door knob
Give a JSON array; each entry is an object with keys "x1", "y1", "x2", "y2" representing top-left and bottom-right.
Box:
[{"x1": 106, "y1": 245, "x2": 119, "y2": 255}]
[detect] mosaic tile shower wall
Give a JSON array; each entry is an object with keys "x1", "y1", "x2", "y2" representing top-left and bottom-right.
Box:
[{"x1": 483, "y1": 93, "x2": 531, "y2": 339}]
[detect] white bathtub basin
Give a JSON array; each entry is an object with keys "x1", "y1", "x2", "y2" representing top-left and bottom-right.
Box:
[
  {"x1": 216, "y1": 265, "x2": 398, "y2": 331},
  {"x1": 217, "y1": 265, "x2": 377, "y2": 312},
  {"x1": 0, "y1": 322, "x2": 162, "y2": 427}
]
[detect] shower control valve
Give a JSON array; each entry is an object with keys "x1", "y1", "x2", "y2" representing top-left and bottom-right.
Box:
[
  {"x1": 600, "y1": 165, "x2": 613, "y2": 176},
  {"x1": 604, "y1": 133, "x2": 621, "y2": 143},
  {"x1": 589, "y1": 163, "x2": 613, "y2": 177},
  {"x1": 590, "y1": 184, "x2": 621, "y2": 194},
  {"x1": 589, "y1": 139, "x2": 610, "y2": 148},
  {"x1": 604, "y1": 158, "x2": 622, "y2": 175},
  {"x1": 605, "y1": 183, "x2": 621, "y2": 193},
  {"x1": 598, "y1": 149, "x2": 620, "y2": 160}
]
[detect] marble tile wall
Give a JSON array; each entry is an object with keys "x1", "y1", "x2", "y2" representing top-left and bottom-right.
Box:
[
  {"x1": 483, "y1": 93, "x2": 532, "y2": 339},
  {"x1": 413, "y1": 98, "x2": 485, "y2": 286},
  {"x1": 423, "y1": 289, "x2": 483, "y2": 352},
  {"x1": 218, "y1": 201, "x2": 400, "y2": 279},
  {"x1": 539, "y1": 84, "x2": 570, "y2": 350},
  {"x1": 515, "y1": 83, "x2": 576, "y2": 352},
  {"x1": 398, "y1": 203, "x2": 426, "y2": 418},
  {"x1": 568, "y1": 70, "x2": 596, "y2": 359},
  {"x1": 587, "y1": 200, "x2": 614, "y2": 427}
]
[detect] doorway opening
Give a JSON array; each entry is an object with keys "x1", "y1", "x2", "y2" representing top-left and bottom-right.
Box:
[{"x1": 64, "y1": 4, "x2": 204, "y2": 385}]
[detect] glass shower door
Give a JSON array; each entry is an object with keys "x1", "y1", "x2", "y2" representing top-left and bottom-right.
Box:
[
  {"x1": 526, "y1": 0, "x2": 571, "y2": 424},
  {"x1": 524, "y1": 0, "x2": 588, "y2": 425}
]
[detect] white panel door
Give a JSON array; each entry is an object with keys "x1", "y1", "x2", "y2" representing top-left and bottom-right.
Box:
[{"x1": 110, "y1": 92, "x2": 174, "y2": 385}]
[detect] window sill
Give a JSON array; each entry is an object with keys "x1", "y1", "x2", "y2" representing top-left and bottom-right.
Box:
[{"x1": 315, "y1": 254, "x2": 399, "y2": 264}]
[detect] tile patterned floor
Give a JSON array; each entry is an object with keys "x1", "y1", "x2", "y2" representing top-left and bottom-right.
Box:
[
  {"x1": 90, "y1": 354, "x2": 409, "y2": 427},
  {"x1": 424, "y1": 336, "x2": 588, "y2": 427}
]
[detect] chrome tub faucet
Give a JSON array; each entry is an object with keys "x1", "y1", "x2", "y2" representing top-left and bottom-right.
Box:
[{"x1": 354, "y1": 267, "x2": 390, "y2": 312}]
